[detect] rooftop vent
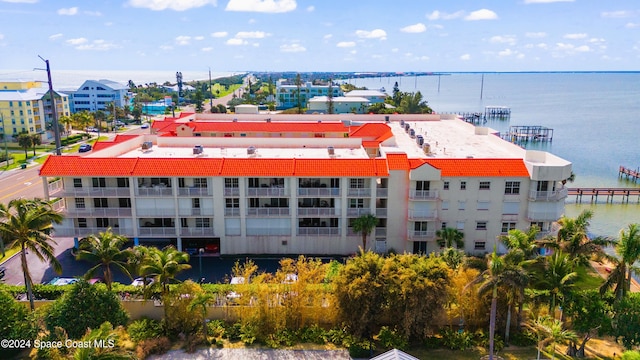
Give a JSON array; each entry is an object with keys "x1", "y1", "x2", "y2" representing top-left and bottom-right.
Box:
[
  {"x1": 232, "y1": 118, "x2": 238, "y2": 122},
  {"x1": 266, "y1": 118, "x2": 271, "y2": 123},
  {"x1": 400, "y1": 119, "x2": 405, "y2": 126},
  {"x1": 141, "y1": 141, "x2": 153, "y2": 150},
  {"x1": 247, "y1": 146, "x2": 256, "y2": 155},
  {"x1": 423, "y1": 143, "x2": 431, "y2": 154},
  {"x1": 327, "y1": 146, "x2": 335, "y2": 156},
  {"x1": 193, "y1": 145, "x2": 203, "y2": 155}
]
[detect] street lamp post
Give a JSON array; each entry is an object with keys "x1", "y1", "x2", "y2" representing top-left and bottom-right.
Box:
[
  {"x1": 37, "y1": 56, "x2": 62, "y2": 156},
  {"x1": 198, "y1": 248, "x2": 204, "y2": 282}
]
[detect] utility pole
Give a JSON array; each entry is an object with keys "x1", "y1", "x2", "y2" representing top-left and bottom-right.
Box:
[
  {"x1": 37, "y1": 56, "x2": 62, "y2": 155},
  {"x1": 208, "y1": 67, "x2": 213, "y2": 111}
]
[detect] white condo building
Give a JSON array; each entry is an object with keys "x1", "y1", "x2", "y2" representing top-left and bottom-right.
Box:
[{"x1": 40, "y1": 113, "x2": 571, "y2": 256}]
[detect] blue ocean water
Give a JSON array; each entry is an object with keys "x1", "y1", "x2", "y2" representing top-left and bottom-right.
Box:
[{"x1": 355, "y1": 73, "x2": 640, "y2": 237}]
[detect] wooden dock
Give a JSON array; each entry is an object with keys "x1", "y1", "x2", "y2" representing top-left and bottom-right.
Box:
[
  {"x1": 568, "y1": 187, "x2": 640, "y2": 203},
  {"x1": 619, "y1": 166, "x2": 640, "y2": 182}
]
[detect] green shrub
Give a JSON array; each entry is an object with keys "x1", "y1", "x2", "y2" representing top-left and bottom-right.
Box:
[
  {"x1": 207, "y1": 319, "x2": 226, "y2": 338},
  {"x1": 622, "y1": 351, "x2": 640, "y2": 360},
  {"x1": 326, "y1": 327, "x2": 351, "y2": 347},
  {"x1": 135, "y1": 336, "x2": 171, "y2": 360},
  {"x1": 473, "y1": 330, "x2": 504, "y2": 352},
  {"x1": 128, "y1": 318, "x2": 164, "y2": 342},
  {"x1": 265, "y1": 329, "x2": 296, "y2": 348},
  {"x1": 239, "y1": 322, "x2": 258, "y2": 345},
  {"x1": 423, "y1": 335, "x2": 443, "y2": 349},
  {"x1": 298, "y1": 324, "x2": 327, "y2": 344},
  {"x1": 348, "y1": 339, "x2": 375, "y2": 358},
  {"x1": 509, "y1": 330, "x2": 537, "y2": 346},
  {"x1": 377, "y1": 326, "x2": 408, "y2": 350},
  {"x1": 0, "y1": 289, "x2": 38, "y2": 358},
  {"x1": 224, "y1": 322, "x2": 242, "y2": 341},
  {"x1": 440, "y1": 328, "x2": 474, "y2": 350}
]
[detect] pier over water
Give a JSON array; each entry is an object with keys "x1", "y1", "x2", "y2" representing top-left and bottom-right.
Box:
[{"x1": 567, "y1": 187, "x2": 640, "y2": 203}]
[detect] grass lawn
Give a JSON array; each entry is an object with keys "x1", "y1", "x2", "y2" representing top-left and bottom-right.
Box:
[
  {"x1": 574, "y1": 263, "x2": 605, "y2": 290},
  {"x1": 0, "y1": 246, "x2": 20, "y2": 265},
  {"x1": 211, "y1": 83, "x2": 242, "y2": 98}
]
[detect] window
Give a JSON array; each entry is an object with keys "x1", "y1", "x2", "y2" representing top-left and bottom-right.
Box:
[
  {"x1": 413, "y1": 241, "x2": 428, "y2": 254},
  {"x1": 118, "y1": 198, "x2": 131, "y2": 208},
  {"x1": 181, "y1": 218, "x2": 188, "y2": 227},
  {"x1": 443, "y1": 181, "x2": 449, "y2": 190},
  {"x1": 441, "y1": 201, "x2": 449, "y2": 210},
  {"x1": 456, "y1": 221, "x2": 465, "y2": 230},
  {"x1": 117, "y1": 178, "x2": 129, "y2": 188},
  {"x1": 194, "y1": 178, "x2": 207, "y2": 188},
  {"x1": 92, "y1": 177, "x2": 106, "y2": 188},
  {"x1": 75, "y1": 198, "x2": 85, "y2": 209},
  {"x1": 94, "y1": 198, "x2": 108, "y2": 208},
  {"x1": 193, "y1": 198, "x2": 201, "y2": 208},
  {"x1": 458, "y1": 201, "x2": 466, "y2": 210},
  {"x1": 460, "y1": 181, "x2": 466, "y2": 190},
  {"x1": 195, "y1": 218, "x2": 210, "y2": 228},
  {"x1": 441, "y1": 222, "x2": 447, "y2": 230},
  {"x1": 350, "y1": 178, "x2": 365, "y2": 188},
  {"x1": 226, "y1": 198, "x2": 239, "y2": 208},
  {"x1": 477, "y1": 201, "x2": 490, "y2": 211},
  {"x1": 330, "y1": 178, "x2": 340, "y2": 188},
  {"x1": 96, "y1": 218, "x2": 109, "y2": 228},
  {"x1": 78, "y1": 218, "x2": 87, "y2": 228},
  {"x1": 225, "y1": 178, "x2": 239, "y2": 188},
  {"x1": 505, "y1": 181, "x2": 521, "y2": 195},
  {"x1": 474, "y1": 241, "x2": 486, "y2": 250},
  {"x1": 479, "y1": 181, "x2": 491, "y2": 190},
  {"x1": 416, "y1": 181, "x2": 430, "y2": 191},
  {"x1": 248, "y1": 178, "x2": 260, "y2": 188},
  {"x1": 73, "y1": 178, "x2": 82, "y2": 188},
  {"x1": 476, "y1": 221, "x2": 487, "y2": 230},
  {"x1": 501, "y1": 222, "x2": 516, "y2": 233},
  {"x1": 502, "y1": 202, "x2": 519, "y2": 215},
  {"x1": 349, "y1": 199, "x2": 364, "y2": 208},
  {"x1": 531, "y1": 222, "x2": 544, "y2": 230}
]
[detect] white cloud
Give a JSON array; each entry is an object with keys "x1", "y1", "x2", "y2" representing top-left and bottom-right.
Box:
[
  {"x1": 465, "y1": 9, "x2": 498, "y2": 21},
  {"x1": 626, "y1": 22, "x2": 640, "y2": 29},
  {"x1": 498, "y1": 48, "x2": 516, "y2": 57},
  {"x1": 211, "y1": 31, "x2": 228, "y2": 37},
  {"x1": 1, "y1": 0, "x2": 38, "y2": 3},
  {"x1": 563, "y1": 33, "x2": 587, "y2": 39},
  {"x1": 49, "y1": 33, "x2": 63, "y2": 40},
  {"x1": 194, "y1": 36, "x2": 204, "y2": 40},
  {"x1": 426, "y1": 10, "x2": 464, "y2": 20},
  {"x1": 555, "y1": 42, "x2": 591, "y2": 53},
  {"x1": 175, "y1": 35, "x2": 191, "y2": 45},
  {"x1": 127, "y1": 0, "x2": 217, "y2": 11},
  {"x1": 400, "y1": 23, "x2": 426, "y2": 33},
  {"x1": 0, "y1": 34, "x2": 4, "y2": 40},
  {"x1": 524, "y1": 0, "x2": 574, "y2": 3},
  {"x1": 350, "y1": 50, "x2": 357, "y2": 55},
  {"x1": 355, "y1": 29, "x2": 387, "y2": 40},
  {"x1": 226, "y1": 38, "x2": 248, "y2": 45},
  {"x1": 336, "y1": 41, "x2": 356, "y2": 48},
  {"x1": 57, "y1": 7, "x2": 78, "y2": 15},
  {"x1": 489, "y1": 35, "x2": 517, "y2": 45},
  {"x1": 66, "y1": 37, "x2": 88, "y2": 45},
  {"x1": 525, "y1": 32, "x2": 547, "y2": 38},
  {"x1": 225, "y1": 0, "x2": 296, "y2": 13},
  {"x1": 391, "y1": 48, "x2": 399, "y2": 52},
  {"x1": 201, "y1": 47, "x2": 213, "y2": 52},
  {"x1": 75, "y1": 39, "x2": 118, "y2": 51},
  {"x1": 280, "y1": 43, "x2": 306, "y2": 52},
  {"x1": 460, "y1": 54, "x2": 471, "y2": 61},
  {"x1": 323, "y1": 34, "x2": 333, "y2": 40},
  {"x1": 235, "y1": 31, "x2": 269, "y2": 39},
  {"x1": 601, "y1": 10, "x2": 635, "y2": 18},
  {"x1": 84, "y1": 10, "x2": 102, "y2": 16},
  {"x1": 159, "y1": 45, "x2": 173, "y2": 51},
  {"x1": 306, "y1": 5, "x2": 314, "y2": 12}
]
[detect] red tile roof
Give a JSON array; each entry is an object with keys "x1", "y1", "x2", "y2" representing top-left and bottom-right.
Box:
[
  {"x1": 40, "y1": 156, "x2": 138, "y2": 176},
  {"x1": 387, "y1": 153, "x2": 410, "y2": 170},
  {"x1": 423, "y1": 158, "x2": 530, "y2": 177},
  {"x1": 132, "y1": 158, "x2": 224, "y2": 176}
]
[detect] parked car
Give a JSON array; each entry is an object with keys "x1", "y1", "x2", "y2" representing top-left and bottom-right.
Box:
[
  {"x1": 131, "y1": 277, "x2": 155, "y2": 286},
  {"x1": 78, "y1": 144, "x2": 92, "y2": 153},
  {"x1": 0, "y1": 266, "x2": 5, "y2": 281},
  {"x1": 48, "y1": 277, "x2": 79, "y2": 286},
  {"x1": 141, "y1": 123, "x2": 149, "y2": 129}
]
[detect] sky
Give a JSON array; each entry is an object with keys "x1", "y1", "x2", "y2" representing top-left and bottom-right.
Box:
[{"x1": 1, "y1": 0, "x2": 640, "y2": 74}]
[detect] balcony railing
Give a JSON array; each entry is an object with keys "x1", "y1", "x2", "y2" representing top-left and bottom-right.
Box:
[
  {"x1": 528, "y1": 188, "x2": 568, "y2": 201},
  {"x1": 376, "y1": 188, "x2": 388, "y2": 197},
  {"x1": 66, "y1": 208, "x2": 133, "y2": 217},
  {"x1": 177, "y1": 187, "x2": 210, "y2": 196},
  {"x1": 376, "y1": 208, "x2": 388, "y2": 217},
  {"x1": 180, "y1": 227, "x2": 215, "y2": 236},
  {"x1": 347, "y1": 208, "x2": 373, "y2": 217},
  {"x1": 138, "y1": 187, "x2": 173, "y2": 196},
  {"x1": 297, "y1": 227, "x2": 340, "y2": 236},
  {"x1": 347, "y1": 188, "x2": 371, "y2": 197},
  {"x1": 224, "y1": 188, "x2": 240, "y2": 196},
  {"x1": 51, "y1": 198, "x2": 66, "y2": 212},
  {"x1": 178, "y1": 208, "x2": 215, "y2": 216},
  {"x1": 47, "y1": 179, "x2": 63, "y2": 196},
  {"x1": 410, "y1": 230, "x2": 436, "y2": 239},
  {"x1": 501, "y1": 214, "x2": 519, "y2": 221},
  {"x1": 375, "y1": 228, "x2": 387, "y2": 237},
  {"x1": 138, "y1": 227, "x2": 177, "y2": 236},
  {"x1": 246, "y1": 187, "x2": 289, "y2": 197},
  {"x1": 62, "y1": 187, "x2": 131, "y2": 197},
  {"x1": 408, "y1": 210, "x2": 438, "y2": 220},
  {"x1": 297, "y1": 188, "x2": 340, "y2": 196},
  {"x1": 409, "y1": 190, "x2": 438, "y2": 200},
  {"x1": 54, "y1": 226, "x2": 135, "y2": 237},
  {"x1": 225, "y1": 208, "x2": 240, "y2": 216},
  {"x1": 136, "y1": 208, "x2": 176, "y2": 216},
  {"x1": 297, "y1": 208, "x2": 339, "y2": 216},
  {"x1": 247, "y1": 208, "x2": 290, "y2": 216},
  {"x1": 527, "y1": 210, "x2": 563, "y2": 221}
]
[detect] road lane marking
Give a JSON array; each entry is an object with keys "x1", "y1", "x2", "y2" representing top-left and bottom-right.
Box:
[
  {"x1": 0, "y1": 174, "x2": 41, "y2": 192},
  {"x1": 0, "y1": 180, "x2": 43, "y2": 202}
]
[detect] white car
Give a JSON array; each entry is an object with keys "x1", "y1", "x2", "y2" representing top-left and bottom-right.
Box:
[
  {"x1": 48, "y1": 277, "x2": 79, "y2": 286},
  {"x1": 131, "y1": 277, "x2": 155, "y2": 286}
]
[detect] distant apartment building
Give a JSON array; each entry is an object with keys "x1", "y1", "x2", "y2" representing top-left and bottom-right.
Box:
[
  {"x1": 0, "y1": 81, "x2": 70, "y2": 140},
  {"x1": 40, "y1": 113, "x2": 571, "y2": 256},
  {"x1": 275, "y1": 80, "x2": 343, "y2": 109},
  {"x1": 61, "y1": 79, "x2": 130, "y2": 113},
  {"x1": 344, "y1": 89, "x2": 388, "y2": 104},
  {"x1": 307, "y1": 96, "x2": 371, "y2": 114}
]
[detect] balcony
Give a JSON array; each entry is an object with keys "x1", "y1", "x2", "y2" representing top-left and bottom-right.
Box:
[
  {"x1": 297, "y1": 208, "x2": 339, "y2": 216},
  {"x1": 297, "y1": 188, "x2": 340, "y2": 196},
  {"x1": 47, "y1": 179, "x2": 63, "y2": 196},
  {"x1": 62, "y1": 187, "x2": 131, "y2": 197},
  {"x1": 51, "y1": 198, "x2": 66, "y2": 212},
  {"x1": 375, "y1": 228, "x2": 387, "y2": 237},
  {"x1": 528, "y1": 188, "x2": 568, "y2": 201},
  {"x1": 178, "y1": 208, "x2": 214, "y2": 216},
  {"x1": 347, "y1": 208, "x2": 373, "y2": 217},
  {"x1": 180, "y1": 227, "x2": 215, "y2": 236},
  {"x1": 225, "y1": 208, "x2": 240, "y2": 216},
  {"x1": 376, "y1": 208, "x2": 388, "y2": 217},
  {"x1": 138, "y1": 187, "x2": 172, "y2": 196},
  {"x1": 297, "y1": 227, "x2": 340, "y2": 236},
  {"x1": 501, "y1": 214, "x2": 519, "y2": 221},
  {"x1": 247, "y1": 208, "x2": 290, "y2": 216},
  {"x1": 410, "y1": 230, "x2": 436, "y2": 239},
  {"x1": 347, "y1": 188, "x2": 371, "y2": 197},
  {"x1": 138, "y1": 227, "x2": 177, "y2": 236},
  {"x1": 527, "y1": 210, "x2": 563, "y2": 222},
  {"x1": 137, "y1": 208, "x2": 175, "y2": 216},
  {"x1": 66, "y1": 208, "x2": 133, "y2": 217},
  {"x1": 177, "y1": 187, "x2": 210, "y2": 196},
  {"x1": 376, "y1": 188, "x2": 388, "y2": 197},
  {"x1": 246, "y1": 187, "x2": 288, "y2": 197},
  {"x1": 224, "y1": 188, "x2": 240, "y2": 196},
  {"x1": 408, "y1": 210, "x2": 438, "y2": 220},
  {"x1": 54, "y1": 226, "x2": 135, "y2": 237},
  {"x1": 409, "y1": 190, "x2": 438, "y2": 200}
]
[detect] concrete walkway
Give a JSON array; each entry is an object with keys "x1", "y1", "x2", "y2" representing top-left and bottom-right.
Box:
[{"x1": 149, "y1": 348, "x2": 351, "y2": 360}]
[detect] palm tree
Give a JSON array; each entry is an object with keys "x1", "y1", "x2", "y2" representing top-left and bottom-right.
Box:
[
  {"x1": 295, "y1": 73, "x2": 302, "y2": 114},
  {"x1": 17, "y1": 133, "x2": 31, "y2": 159},
  {"x1": 30, "y1": 134, "x2": 41, "y2": 157},
  {"x1": 436, "y1": 227, "x2": 464, "y2": 249},
  {"x1": 501, "y1": 226, "x2": 540, "y2": 259},
  {"x1": 75, "y1": 228, "x2": 132, "y2": 291},
  {"x1": 140, "y1": 246, "x2": 191, "y2": 296},
  {"x1": 0, "y1": 198, "x2": 63, "y2": 310},
  {"x1": 58, "y1": 115, "x2": 73, "y2": 138},
  {"x1": 525, "y1": 315, "x2": 577, "y2": 360},
  {"x1": 187, "y1": 291, "x2": 216, "y2": 343},
  {"x1": 352, "y1": 213, "x2": 377, "y2": 250},
  {"x1": 536, "y1": 251, "x2": 578, "y2": 319},
  {"x1": 600, "y1": 223, "x2": 640, "y2": 301}
]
